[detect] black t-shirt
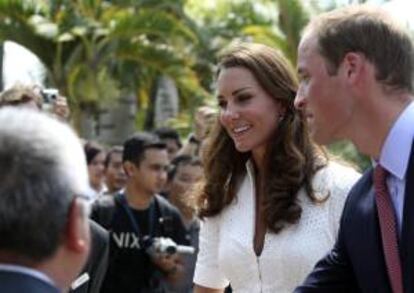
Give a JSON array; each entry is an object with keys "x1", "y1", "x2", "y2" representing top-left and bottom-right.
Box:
[{"x1": 91, "y1": 194, "x2": 188, "y2": 293}]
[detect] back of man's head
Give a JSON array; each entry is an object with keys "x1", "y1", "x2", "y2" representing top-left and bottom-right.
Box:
[
  {"x1": 0, "y1": 107, "x2": 91, "y2": 287},
  {"x1": 154, "y1": 127, "x2": 182, "y2": 147},
  {"x1": 123, "y1": 131, "x2": 166, "y2": 166}
]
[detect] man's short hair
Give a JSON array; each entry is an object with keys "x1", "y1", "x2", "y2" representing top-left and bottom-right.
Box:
[
  {"x1": 104, "y1": 145, "x2": 123, "y2": 169},
  {"x1": 167, "y1": 155, "x2": 202, "y2": 181},
  {"x1": 0, "y1": 107, "x2": 91, "y2": 262},
  {"x1": 123, "y1": 132, "x2": 166, "y2": 166},
  {"x1": 153, "y1": 127, "x2": 182, "y2": 148},
  {"x1": 304, "y1": 5, "x2": 414, "y2": 92}
]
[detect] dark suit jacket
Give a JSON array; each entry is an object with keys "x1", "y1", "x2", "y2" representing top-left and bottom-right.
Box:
[
  {"x1": 0, "y1": 270, "x2": 59, "y2": 293},
  {"x1": 70, "y1": 220, "x2": 109, "y2": 293},
  {"x1": 295, "y1": 145, "x2": 414, "y2": 293}
]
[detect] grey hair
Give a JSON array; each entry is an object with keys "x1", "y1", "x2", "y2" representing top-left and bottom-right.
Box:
[{"x1": 0, "y1": 107, "x2": 91, "y2": 262}]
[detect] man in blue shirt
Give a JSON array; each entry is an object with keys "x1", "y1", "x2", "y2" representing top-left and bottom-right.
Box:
[{"x1": 294, "y1": 5, "x2": 414, "y2": 293}]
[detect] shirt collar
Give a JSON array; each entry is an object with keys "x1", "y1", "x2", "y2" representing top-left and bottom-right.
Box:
[
  {"x1": 379, "y1": 101, "x2": 414, "y2": 180},
  {"x1": 0, "y1": 263, "x2": 55, "y2": 286}
]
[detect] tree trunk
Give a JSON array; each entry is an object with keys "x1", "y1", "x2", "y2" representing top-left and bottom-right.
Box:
[
  {"x1": 0, "y1": 43, "x2": 3, "y2": 91},
  {"x1": 97, "y1": 91, "x2": 137, "y2": 145},
  {"x1": 154, "y1": 75, "x2": 179, "y2": 128},
  {"x1": 144, "y1": 76, "x2": 159, "y2": 130},
  {"x1": 77, "y1": 106, "x2": 98, "y2": 141}
]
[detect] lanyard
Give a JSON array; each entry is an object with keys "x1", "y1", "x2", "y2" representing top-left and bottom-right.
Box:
[{"x1": 117, "y1": 192, "x2": 156, "y2": 238}]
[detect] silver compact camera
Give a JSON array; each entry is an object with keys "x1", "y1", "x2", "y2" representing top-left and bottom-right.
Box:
[
  {"x1": 41, "y1": 88, "x2": 59, "y2": 104},
  {"x1": 144, "y1": 237, "x2": 195, "y2": 257}
]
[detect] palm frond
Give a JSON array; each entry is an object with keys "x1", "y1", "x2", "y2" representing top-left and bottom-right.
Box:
[
  {"x1": 109, "y1": 9, "x2": 197, "y2": 43},
  {"x1": 276, "y1": 0, "x2": 309, "y2": 63},
  {"x1": 242, "y1": 25, "x2": 291, "y2": 58},
  {"x1": 115, "y1": 41, "x2": 186, "y2": 70}
]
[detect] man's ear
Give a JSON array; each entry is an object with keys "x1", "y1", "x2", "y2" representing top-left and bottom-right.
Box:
[
  {"x1": 123, "y1": 161, "x2": 136, "y2": 177},
  {"x1": 65, "y1": 198, "x2": 90, "y2": 253},
  {"x1": 341, "y1": 52, "x2": 366, "y2": 84}
]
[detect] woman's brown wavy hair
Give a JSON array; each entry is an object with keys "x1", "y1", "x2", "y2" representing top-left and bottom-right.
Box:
[{"x1": 197, "y1": 43, "x2": 327, "y2": 233}]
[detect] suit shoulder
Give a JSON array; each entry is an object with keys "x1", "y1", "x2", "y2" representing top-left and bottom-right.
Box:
[{"x1": 345, "y1": 166, "x2": 374, "y2": 202}]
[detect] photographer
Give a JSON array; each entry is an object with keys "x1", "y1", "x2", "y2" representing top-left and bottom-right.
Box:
[
  {"x1": 91, "y1": 132, "x2": 189, "y2": 293},
  {"x1": 0, "y1": 83, "x2": 70, "y2": 121}
]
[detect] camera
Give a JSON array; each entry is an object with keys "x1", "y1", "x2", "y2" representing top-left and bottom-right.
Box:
[
  {"x1": 144, "y1": 237, "x2": 195, "y2": 257},
  {"x1": 41, "y1": 88, "x2": 59, "y2": 104}
]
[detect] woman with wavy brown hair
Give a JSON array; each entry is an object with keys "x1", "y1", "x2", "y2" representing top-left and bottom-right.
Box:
[{"x1": 193, "y1": 43, "x2": 360, "y2": 293}]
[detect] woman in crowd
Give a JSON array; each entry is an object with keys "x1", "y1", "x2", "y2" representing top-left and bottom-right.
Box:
[
  {"x1": 84, "y1": 141, "x2": 106, "y2": 195},
  {"x1": 193, "y1": 43, "x2": 360, "y2": 293},
  {"x1": 166, "y1": 155, "x2": 204, "y2": 293}
]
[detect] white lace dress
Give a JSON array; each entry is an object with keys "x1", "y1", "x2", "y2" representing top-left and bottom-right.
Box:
[{"x1": 194, "y1": 161, "x2": 360, "y2": 293}]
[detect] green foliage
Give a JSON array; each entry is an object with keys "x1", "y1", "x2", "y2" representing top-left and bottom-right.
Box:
[
  {"x1": 67, "y1": 65, "x2": 120, "y2": 109},
  {"x1": 328, "y1": 141, "x2": 372, "y2": 172},
  {"x1": 276, "y1": 0, "x2": 309, "y2": 63},
  {"x1": 0, "y1": 0, "x2": 206, "y2": 129},
  {"x1": 184, "y1": 0, "x2": 310, "y2": 90}
]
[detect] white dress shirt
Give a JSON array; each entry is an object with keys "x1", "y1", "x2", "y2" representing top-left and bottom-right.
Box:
[{"x1": 379, "y1": 101, "x2": 414, "y2": 234}]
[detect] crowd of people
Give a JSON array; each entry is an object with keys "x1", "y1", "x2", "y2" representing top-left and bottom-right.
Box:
[{"x1": 0, "y1": 3, "x2": 413, "y2": 293}]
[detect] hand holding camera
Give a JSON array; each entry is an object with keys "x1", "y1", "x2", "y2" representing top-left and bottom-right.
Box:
[
  {"x1": 145, "y1": 237, "x2": 195, "y2": 257},
  {"x1": 144, "y1": 237, "x2": 194, "y2": 277},
  {"x1": 41, "y1": 88, "x2": 70, "y2": 121}
]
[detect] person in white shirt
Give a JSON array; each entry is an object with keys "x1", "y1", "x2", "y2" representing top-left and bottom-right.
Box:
[
  {"x1": 193, "y1": 43, "x2": 360, "y2": 293},
  {"x1": 84, "y1": 141, "x2": 106, "y2": 195}
]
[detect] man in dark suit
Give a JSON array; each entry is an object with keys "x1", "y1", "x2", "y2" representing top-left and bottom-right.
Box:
[
  {"x1": 0, "y1": 108, "x2": 91, "y2": 292},
  {"x1": 294, "y1": 4, "x2": 414, "y2": 293},
  {"x1": 0, "y1": 84, "x2": 109, "y2": 293}
]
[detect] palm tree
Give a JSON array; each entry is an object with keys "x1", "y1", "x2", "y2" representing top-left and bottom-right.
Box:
[
  {"x1": 0, "y1": 43, "x2": 3, "y2": 91},
  {"x1": 0, "y1": 0, "x2": 206, "y2": 141}
]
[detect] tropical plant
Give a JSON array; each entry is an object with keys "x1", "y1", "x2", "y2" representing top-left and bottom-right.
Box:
[{"x1": 0, "y1": 0, "x2": 207, "y2": 138}]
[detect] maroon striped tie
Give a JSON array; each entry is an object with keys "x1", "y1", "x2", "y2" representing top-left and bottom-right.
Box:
[{"x1": 374, "y1": 165, "x2": 403, "y2": 293}]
